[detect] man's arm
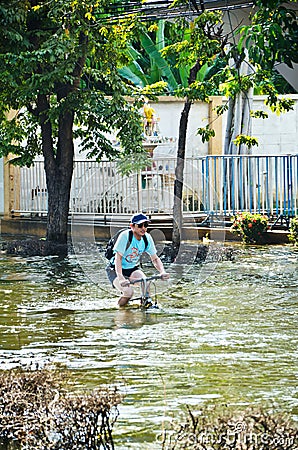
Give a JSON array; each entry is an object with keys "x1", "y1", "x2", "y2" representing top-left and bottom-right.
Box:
[{"x1": 150, "y1": 254, "x2": 170, "y2": 279}]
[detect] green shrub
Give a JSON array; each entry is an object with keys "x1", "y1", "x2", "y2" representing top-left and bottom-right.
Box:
[
  {"x1": 289, "y1": 216, "x2": 298, "y2": 246},
  {"x1": 230, "y1": 212, "x2": 269, "y2": 244}
]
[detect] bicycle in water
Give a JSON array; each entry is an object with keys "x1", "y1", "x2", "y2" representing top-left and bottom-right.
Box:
[{"x1": 126, "y1": 274, "x2": 164, "y2": 310}]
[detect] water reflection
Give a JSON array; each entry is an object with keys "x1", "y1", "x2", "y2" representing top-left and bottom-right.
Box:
[
  {"x1": 0, "y1": 244, "x2": 297, "y2": 449},
  {"x1": 113, "y1": 309, "x2": 160, "y2": 330}
]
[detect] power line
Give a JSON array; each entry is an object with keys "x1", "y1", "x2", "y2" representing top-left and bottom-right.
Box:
[{"x1": 97, "y1": 1, "x2": 254, "y2": 22}]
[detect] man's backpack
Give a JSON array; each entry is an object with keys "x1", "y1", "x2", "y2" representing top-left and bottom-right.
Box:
[{"x1": 105, "y1": 229, "x2": 148, "y2": 261}]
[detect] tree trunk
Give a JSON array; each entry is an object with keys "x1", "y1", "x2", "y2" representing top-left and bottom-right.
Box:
[
  {"x1": 224, "y1": 53, "x2": 253, "y2": 155},
  {"x1": 172, "y1": 60, "x2": 201, "y2": 249},
  {"x1": 172, "y1": 100, "x2": 192, "y2": 248},
  {"x1": 36, "y1": 33, "x2": 86, "y2": 251},
  {"x1": 38, "y1": 93, "x2": 74, "y2": 247},
  {"x1": 223, "y1": 54, "x2": 254, "y2": 210},
  {"x1": 45, "y1": 112, "x2": 74, "y2": 245},
  {"x1": 223, "y1": 97, "x2": 235, "y2": 155},
  {"x1": 36, "y1": 33, "x2": 86, "y2": 252}
]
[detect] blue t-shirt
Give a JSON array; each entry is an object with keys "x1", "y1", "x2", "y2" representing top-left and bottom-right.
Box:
[{"x1": 111, "y1": 229, "x2": 156, "y2": 269}]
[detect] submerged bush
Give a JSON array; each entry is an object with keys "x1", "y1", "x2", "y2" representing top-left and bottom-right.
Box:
[
  {"x1": 0, "y1": 365, "x2": 121, "y2": 450},
  {"x1": 289, "y1": 216, "x2": 298, "y2": 246},
  {"x1": 162, "y1": 405, "x2": 298, "y2": 449},
  {"x1": 230, "y1": 212, "x2": 269, "y2": 244}
]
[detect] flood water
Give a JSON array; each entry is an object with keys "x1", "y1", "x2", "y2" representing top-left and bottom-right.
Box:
[{"x1": 0, "y1": 241, "x2": 297, "y2": 449}]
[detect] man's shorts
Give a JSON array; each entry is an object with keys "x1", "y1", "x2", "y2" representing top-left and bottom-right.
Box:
[{"x1": 105, "y1": 265, "x2": 139, "y2": 287}]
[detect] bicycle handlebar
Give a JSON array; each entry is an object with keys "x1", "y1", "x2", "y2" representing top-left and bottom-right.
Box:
[{"x1": 129, "y1": 274, "x2": 163, "y2": 285}]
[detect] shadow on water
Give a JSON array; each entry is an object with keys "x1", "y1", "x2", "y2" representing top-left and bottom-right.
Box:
[{"x1": 0, "y1": 243, "x2": 298, "y2": 449}]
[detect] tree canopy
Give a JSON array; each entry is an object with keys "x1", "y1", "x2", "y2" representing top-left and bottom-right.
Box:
[
  {"x1": 239, "y1": 0, "x2": 298, "y2": 71},
  {"x1": 0, "y1": 0, "x2": 150, "y2": 171}
]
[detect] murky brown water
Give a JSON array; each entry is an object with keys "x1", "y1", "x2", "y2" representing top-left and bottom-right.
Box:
[{"x1": 0, "y1": 242, "x2": 297, "y2": 448}]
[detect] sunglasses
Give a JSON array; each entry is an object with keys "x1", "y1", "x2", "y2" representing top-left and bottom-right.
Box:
[{"x1": 136, "y1": 222, "x2": 149, "y2": 228}]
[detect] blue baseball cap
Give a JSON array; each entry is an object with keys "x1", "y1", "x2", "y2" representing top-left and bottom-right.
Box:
[{"x1": 130, "y1": 213, "x2": 150, "y2": 224}]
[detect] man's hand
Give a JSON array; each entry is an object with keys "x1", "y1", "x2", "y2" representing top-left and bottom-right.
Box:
[
  {"x1": 120, "y1": 279, "x2": 130, "y2": 287},
  {"x1": 160, "y1": 272, "x2": 170, "y2": 280}
]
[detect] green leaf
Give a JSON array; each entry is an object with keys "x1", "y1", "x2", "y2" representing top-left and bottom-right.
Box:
[
  {"x1": 197, "y1": 63, "x2": 209, "y2": 82},
  {"x1": 179, "y1": 65, "x2": 189, "y2": 88},
  {"x1": 156, "y1": 20, "x2": 165, "y2": 51},
  {"x1": 118, "y1": 64, "x2": 147, "y2": 87},
  {"x1": 196, "y1": 125, "x2": 215, "y2": 143},
  {"x1": 139, "y1": 32, "x2": 178, "y2": 92},
  {"x1": 127, "y1": 45, "x2": 148, "y2": 67}
]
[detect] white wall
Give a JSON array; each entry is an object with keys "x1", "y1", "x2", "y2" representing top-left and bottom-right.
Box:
[
  {"x1": 251, "y1": 95, "x2": 298, "y2": 155},
  {"x1": 73, "y1": 94, "x2": 298, "y2": 159},
  {"x1": 148, "y1": 95, "x2": 298, "y2": 157},
  {"x1": 148, "y1": 98, "x2": 209, "y2": 158}
]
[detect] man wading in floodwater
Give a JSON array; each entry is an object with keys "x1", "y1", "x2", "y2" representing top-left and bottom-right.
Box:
[{"x1": 106, "y1": 213, "x2": 169, "y2": 306}]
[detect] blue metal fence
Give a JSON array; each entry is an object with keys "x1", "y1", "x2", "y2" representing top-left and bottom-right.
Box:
[{"x1": 200, "y1": 154, "x2": 298, "y2": 217}]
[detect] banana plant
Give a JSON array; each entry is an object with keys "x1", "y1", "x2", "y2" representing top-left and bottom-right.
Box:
[
  {"x1": 119, "y1": 20, "x2": 179, "y2": 92},
  {"x1": 119, "y1": 19, "x2": 222, "y2": 93}
]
